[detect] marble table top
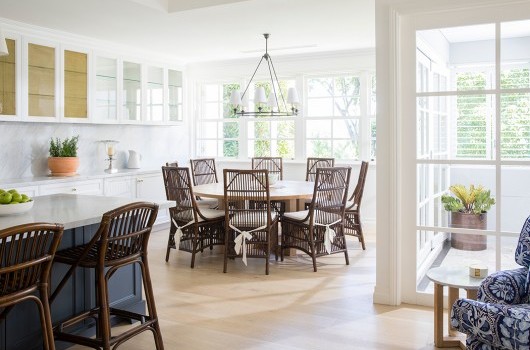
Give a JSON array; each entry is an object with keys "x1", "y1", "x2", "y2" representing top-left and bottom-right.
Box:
[
  {"x1": 0, "y1": 194, "x2": 172, "y2": 230},
  {"x1": 427, "y1": 265, "x2": 485, "y2": 290}
]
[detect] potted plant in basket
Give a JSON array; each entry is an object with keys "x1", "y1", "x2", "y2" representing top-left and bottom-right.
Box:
[
  {"x1": 48, "y1": 135, "x2": 80, "y2": 176},
  {"x1": 441, "y1": 184, "x2": 495, "y2": 251}
]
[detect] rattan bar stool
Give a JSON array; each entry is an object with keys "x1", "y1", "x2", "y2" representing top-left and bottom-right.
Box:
[
  {"x1": 51, "y1": 202, "x2": 163, "y2": 350},
  {"x1": 0, "y1": 223, "x2": 64, "y2": 350}
]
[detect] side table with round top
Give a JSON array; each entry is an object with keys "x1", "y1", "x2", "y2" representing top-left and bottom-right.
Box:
[{"x1": 427, "y1": 266, "x2": 485, "y2": 349}]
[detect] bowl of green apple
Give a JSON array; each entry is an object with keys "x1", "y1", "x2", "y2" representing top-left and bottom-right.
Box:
[{"x1": 0, "y1": 189, "x2": 33, "y2": 216}]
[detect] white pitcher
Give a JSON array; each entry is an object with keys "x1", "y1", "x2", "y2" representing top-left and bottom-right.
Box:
[{"x1": 127, "y1": 150, "x2": 141, "y2": 169}]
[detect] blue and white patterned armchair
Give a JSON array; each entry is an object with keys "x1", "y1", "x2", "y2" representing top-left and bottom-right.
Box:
[{"x1": 451, "y1": 215, "x2": 530, "y2": 350}]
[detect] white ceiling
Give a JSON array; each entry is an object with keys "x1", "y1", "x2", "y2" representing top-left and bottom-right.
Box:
[{"x1": 0, "y1": 0, "x2": 375, "y2": 63}]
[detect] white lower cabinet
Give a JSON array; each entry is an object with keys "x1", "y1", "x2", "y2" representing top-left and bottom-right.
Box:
[
  {"x1": 135, "y1": 173, "x2": 169, "y2": 224},
  {"x1": 39, "y1": 179, "x2": 104, "y2": 195},
  {"x1": 102, "y1": 172, "x2": 168, "y2": 225},
  {"x1": 1, "y1": 185, "x2": 39, "y2": 198},
  {"x1": 104, "y1": 176, "x2": 136, "y2": 198}
]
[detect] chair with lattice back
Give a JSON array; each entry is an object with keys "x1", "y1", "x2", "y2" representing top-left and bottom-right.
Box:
[
  {"x1": 344, "y1": 161, "x2": 369, "y2": 249},
  {"x1": 190, "y1": 158, "x2": 219, "y2": 209},
  {"x1": 252, "y1": 157, "x2": 283, "y2": 180},
  {"x1": 223, "y1": 169, "x2": 279, "y2": 275},
  {"x1": 252, "y1": 157, "x2": 284, "y2": 213},
  {"x1": 162, "y1": 166, "x2": 225, "y2": 267},
  {"x1": 51, "y1": 202, "x2": 164, "y2": 350},
  {"x1": 304, "y1": 157, "x2": 335, "y2": 209},
  {"x1": 0, "y1": 223, "x2": 64, "y2": 350},
  {"x1": 282, "y1": 167, "x2": 351, "y2": 272},
  {"x1": 305, "y1": 157, "x2": 335, "y2": 182}
]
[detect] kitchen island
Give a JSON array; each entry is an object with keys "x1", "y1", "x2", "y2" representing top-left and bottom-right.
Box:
[{"x1": 0, "y1": 194, "x2": 172, "y2": 350}]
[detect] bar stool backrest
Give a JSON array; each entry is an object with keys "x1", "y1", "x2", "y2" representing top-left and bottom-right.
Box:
[
  {"x1": 91, "y1": 202, "x2": 158, "y2": 265},
  {"x1": 0, "y1": 223, "x2": 63, "y2": 296}
]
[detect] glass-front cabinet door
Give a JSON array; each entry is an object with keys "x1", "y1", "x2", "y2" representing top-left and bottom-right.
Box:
[
  {"x1": 64, "y1": 50, "x2": 88, "y2": 119},
  {"x1": 28, "y1": 43, "x2": 56, "y2": 118},
  {"x1": 0, "y1": 39, "x2": 16, "y2": 117},
  {"x1": 168, "y1": 69, "x2": 183, "y2": 122},
  {"x1": 95, "y1": 56, "x2": 117, "y2": 122},
  {"x1": 122, "y1": 61, "x2": 141, "y2": 122},
  {"x1": 146, "y1": 66, "x2": 163, "y2": 122}
]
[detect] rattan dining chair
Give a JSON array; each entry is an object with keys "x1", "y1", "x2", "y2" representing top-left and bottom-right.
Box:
[
  {"x1": 304, "y1": 157, "x2": 335, "y2": 209},
  {"x1": 162, "y1": 166, "x2": 225, "y2": 267},
  {"x1": 223, "y1": 169, "x2": 279, "y2": 275},
  {"x1": 252, "y1": 157, "x2": 284, "y2": 213},
  {"x1": 252, "y1": 157, "x2": 283, "y2": 180},
  {"x1": 0, "y1": 223, "x2": 64, "y2": 350},
  {"x1": 344, "y1": 161, "x2": 369, "y2": 250},
  {"x1": 305, "y1": 157, "x2": 335, "y2": 182},
  {"x1": 281, "y1": 167, "x2": 351, "y2": 272},
  {"x1": 190, "y1": 158, "x2": 219, "y2": 209},
  {"x1": 51, "y1": 202, "x2": 164, "y2": 350}
]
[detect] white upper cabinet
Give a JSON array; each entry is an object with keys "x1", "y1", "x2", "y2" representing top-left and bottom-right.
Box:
[
  {"x1": 122, "y1": 60, "x2": 142, "y2": 123},
  {"x1": 168, "y1": 69, "x2": 183, "y2": 122},
  {"x1": 146, "y1": 66, "x2": 164, "y2": 123},
  {"x1": 94, "y1": 56, "x2": 118, "y2": 123},
  {"x1": 0, "y1": 31, "x2": 184, "y2": 125}
]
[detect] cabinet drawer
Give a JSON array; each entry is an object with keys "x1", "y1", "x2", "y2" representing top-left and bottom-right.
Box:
[
  {"x1": 0, "y1": 185, "x2": 39, "y2": 198},
  {"x1": 39, "y1": 179, "x2": 103, "y2": 195},
  {"x1": 104, "y1": 176, "x2": 135, "y2": 198}
]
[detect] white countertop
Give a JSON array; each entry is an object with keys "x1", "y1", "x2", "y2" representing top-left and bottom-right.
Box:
[
  {"x1": 0, "y1": 194, "x2": 172, "y2": 230},
  {"x1": 0, "y1": 168, "x2": 162, "y2": 187}
]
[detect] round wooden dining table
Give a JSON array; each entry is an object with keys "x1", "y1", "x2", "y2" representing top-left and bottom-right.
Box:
[{"x1": 193, "y1": 180, "x2": 315, "y2": 212}]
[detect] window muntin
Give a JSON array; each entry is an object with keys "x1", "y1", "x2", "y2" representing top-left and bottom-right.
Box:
[{"x1": 196, "y1": 72, "x2": 375, "y2": 161}]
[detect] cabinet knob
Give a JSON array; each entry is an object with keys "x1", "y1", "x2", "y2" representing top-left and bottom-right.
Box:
[
  {"x1": 72, "y1": 188, "x2": 77, "y2": 192},
  {"x1": 137, "y1": 179, "x2": 143, "y2": 183}
]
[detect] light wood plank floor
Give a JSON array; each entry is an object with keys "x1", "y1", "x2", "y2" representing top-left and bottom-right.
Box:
[{"x1": 68, "y1": 227, "x2": 460, "y2": 350}]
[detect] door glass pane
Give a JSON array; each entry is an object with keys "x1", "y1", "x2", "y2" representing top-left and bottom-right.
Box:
[
  {"x1": 28, "y1": 43, "x2": 55, "y2": 117},
  {"x1": 64, "y1": 50, "x2": 87, "y2": 119},
  {"x1": 0, "y1": 39, "x2": 15, "y2": 116},
  {"x1": 123, "y1": 61, "x2": 141, "y2": 121},
  {"x1": 95, "y1": 57, "x2": 117, "y2": 121},
  {"x1": 501, "y1": 20, "x2": 530, "y2": 89}
]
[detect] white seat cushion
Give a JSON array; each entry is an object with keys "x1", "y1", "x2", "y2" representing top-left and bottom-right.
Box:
[
  {"x1": 198, "y1": 208, "x2": 225, "y2": 220},
  {"x1": 197, "y1": 198, "x2": 219, "y2": 209},
  {"x1": 283, "y1": 210, "x2": 309, "y2": 221}
]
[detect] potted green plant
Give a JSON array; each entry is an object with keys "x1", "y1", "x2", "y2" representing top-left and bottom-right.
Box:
[
  {"x1": 441, "y1": 184, "x2": 495, "y2": 251},
  {"x1": 48, "y1": 135, "x2": 80, "y2": 176}
]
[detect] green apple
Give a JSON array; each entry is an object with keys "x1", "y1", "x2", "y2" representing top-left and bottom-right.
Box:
[
  {"x1": 7, "y1": 189, "x2": 18, "y2": 195},
  {"x1": 0, "y1": 189, "x2": 5, "y2": 194},
  {"x1": 0, "y1": 192, "x2": 12, "y2": 204},
  {"x1": 10, "y1": 193, "x2": 22, "y2": 203},
  {"x1": 20, "y1": 194, "x2": 30, "y2": 203}
]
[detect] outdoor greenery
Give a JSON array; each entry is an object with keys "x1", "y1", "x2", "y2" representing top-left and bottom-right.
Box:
[
  {"x1": 441, "y1": 184, "x2": 495, "y2": 214},
  {"x1": 49, "y1": 135, "x2": 79, "y2": 157},
  {"x1": 456, "y1": 68, "x2": 530, "y2": 159}
]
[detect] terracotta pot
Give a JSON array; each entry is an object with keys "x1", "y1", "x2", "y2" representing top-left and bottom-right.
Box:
[
  {"x1": 450, "y1": 212, "x2": 487, "y2": 251},
  {"x1": 48, "y1": 157, "x2": 80, "y2": 176}
]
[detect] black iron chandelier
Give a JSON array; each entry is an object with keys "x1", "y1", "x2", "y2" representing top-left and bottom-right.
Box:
[{"x1": 229, "y1": 33, "x2": 300, "y2": 117}]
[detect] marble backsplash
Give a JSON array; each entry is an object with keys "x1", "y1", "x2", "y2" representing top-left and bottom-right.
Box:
[{"x1": 0, "y1": 122, "x2": 190, "y2": 181}]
